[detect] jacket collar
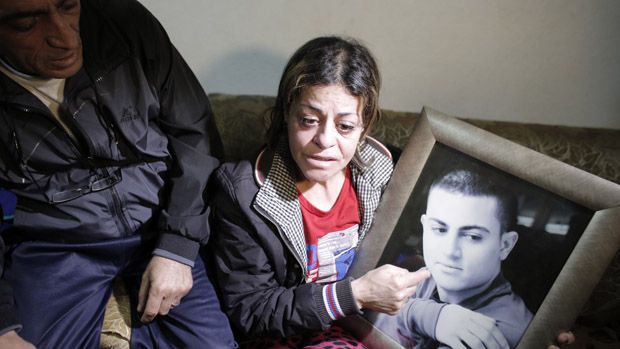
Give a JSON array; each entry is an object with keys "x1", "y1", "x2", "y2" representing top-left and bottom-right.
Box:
[
  {"x1": 253, "y1": 136, "x2": 392, "y2": 187},
  {"x1": 351, "y1": 137, "x2": 394, "y2": 243},
  {"x1": 254, "y1": 140, "x2": 307, "y2": 272},
  {"x1": 253, "y1": 136, "x2": 394, "y2": 274}
]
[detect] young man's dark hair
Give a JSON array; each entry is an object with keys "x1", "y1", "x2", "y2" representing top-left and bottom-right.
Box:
[{"x1": 429, "y1": 169, "x2": 518, "y2": 233}]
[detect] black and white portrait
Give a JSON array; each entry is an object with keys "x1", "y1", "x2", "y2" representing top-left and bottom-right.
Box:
[
  {"x1": 365, "y1": 143, "x2": 593, "y2": 349},
  {"x1": 343, "y1": 108, "x2": 620, "y2": 349}
]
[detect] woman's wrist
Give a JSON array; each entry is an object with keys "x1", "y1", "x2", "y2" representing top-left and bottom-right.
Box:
[
  {"x1": 317, "y1": 278, "x2": 362, "y2": 322},
  {"x1": 350, "y1": 277, "x2": 366, "y2": 310}
]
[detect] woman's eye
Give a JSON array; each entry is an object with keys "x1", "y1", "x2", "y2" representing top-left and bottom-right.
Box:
[
  {"x1": 337, "y1": 123, "x2": 356, "y2": 133},
  {"x1": 299, "y1": 116, "x2": 319, "y2": 126}
]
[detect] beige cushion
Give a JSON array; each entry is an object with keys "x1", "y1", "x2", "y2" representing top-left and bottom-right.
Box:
[{"x1": 100, "y1": 279, "x2": 131, "y2": 349}]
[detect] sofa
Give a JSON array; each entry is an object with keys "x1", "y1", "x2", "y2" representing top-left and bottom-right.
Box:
[{"x1": 95, "y1": 94, "x2": 619, "y2": 348}]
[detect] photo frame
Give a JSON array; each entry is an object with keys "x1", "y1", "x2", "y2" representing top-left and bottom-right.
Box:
[{"x1": 342, "y1": 107, "x2": 620, "y2": 349}]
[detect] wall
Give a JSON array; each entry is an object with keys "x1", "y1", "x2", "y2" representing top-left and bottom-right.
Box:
[{"x1": 140, "y1": 0, "x2": 620, "y2": 129}]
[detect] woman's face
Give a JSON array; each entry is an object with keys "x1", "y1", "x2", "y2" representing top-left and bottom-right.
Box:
[{"x1": 287, "y1": 84, "x2": 363, "y2": 185}]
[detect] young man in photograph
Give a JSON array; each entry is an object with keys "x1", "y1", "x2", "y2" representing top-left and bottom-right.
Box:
[{"x1": 376, "y1": 169, "x2": 532, "y2": 349}]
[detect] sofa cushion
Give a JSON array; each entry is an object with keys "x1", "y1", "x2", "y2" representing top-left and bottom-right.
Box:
[{"x1": 210, "y1": 93, "x2": 620, "y2": 185}]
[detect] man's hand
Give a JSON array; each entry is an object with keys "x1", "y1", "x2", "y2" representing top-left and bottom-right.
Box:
[
  {"x1": 435, "y1": 304, "x2": 509, "y2": 349},
  {"x1": 137, "y1": 255, "x2": 193, "y2": 323},
  {"x1": 0, "y1": 330, "x2": 35, "y2": 349},
  {"x1": 351, "y1": 264, "x2": 430, "y2": 314}
]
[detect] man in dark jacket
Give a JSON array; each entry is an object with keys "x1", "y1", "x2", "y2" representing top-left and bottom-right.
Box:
[{"x1": 0, "y1": 0, "x2": 235, "y2": 347}]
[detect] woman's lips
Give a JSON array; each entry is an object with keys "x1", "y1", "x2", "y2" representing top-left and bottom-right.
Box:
[
  {"x1": 305, "y1": 154, "x2": 337, "y2": 167},
  {"x1": 308, "y1": 155, "x2": 336, "y2": 161}
]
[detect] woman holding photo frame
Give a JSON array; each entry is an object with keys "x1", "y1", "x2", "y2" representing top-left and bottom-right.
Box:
[{"x1": 208, "y1": 35, "x2": 575, "y2": 348}]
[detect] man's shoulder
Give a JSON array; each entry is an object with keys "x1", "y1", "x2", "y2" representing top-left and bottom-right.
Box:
[
  {"x1": 474, "y1": 276, "x2": 533, "y2": 330},
  {"x1": 80, "y1": 0, "x2": 171, "y2": 81},
  {"x1": 83, "y1": 0, "x2": 149, "y2": 22},
  {"x1": 81, "y1": 0, "x2": 163, "y2": 45}
]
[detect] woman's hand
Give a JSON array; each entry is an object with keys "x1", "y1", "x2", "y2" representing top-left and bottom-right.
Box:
[{"x1": 351, "y1": 264, "x2": 430, "y2": 314}]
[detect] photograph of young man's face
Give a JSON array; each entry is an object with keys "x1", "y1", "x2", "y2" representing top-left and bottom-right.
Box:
[{"x1": 421, "y1": 187, "x2": 518, "y2": 304}]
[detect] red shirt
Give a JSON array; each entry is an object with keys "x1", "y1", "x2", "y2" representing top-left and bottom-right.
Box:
[{"x1": 298, "y1": 169, "x2": 360, "y2": 283}]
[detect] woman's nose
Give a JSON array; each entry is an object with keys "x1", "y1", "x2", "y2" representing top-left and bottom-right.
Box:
[{"x1": 312, "y1": 122, "x2": 337, "y2": 149}]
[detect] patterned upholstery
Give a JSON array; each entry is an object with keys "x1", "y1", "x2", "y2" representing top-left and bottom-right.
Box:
[
  {"x1": 210, "y1": 94, "x2": 620, "y2": 185},
  {"x1": 100, "y1": 93, "x2": 620, "y2": 348}
]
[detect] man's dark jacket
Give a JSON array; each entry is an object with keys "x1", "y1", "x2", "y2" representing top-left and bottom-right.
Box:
[{"x1": 0, "y1": 0, "x2": 222, "y2": 333}]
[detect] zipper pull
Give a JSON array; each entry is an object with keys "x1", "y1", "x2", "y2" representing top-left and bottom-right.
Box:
[
  {"x1": 12, "y1": 130, "x2": 26, "y2": 166},
  {"x1": 12, "y1": 131, "x2": 28, "y2": 183},
  {"x1": 109, "y1": 121, "x2": 118, "y2": 145}
]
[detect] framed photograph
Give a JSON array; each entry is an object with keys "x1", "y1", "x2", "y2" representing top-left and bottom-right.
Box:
[{"x1": 342, "y1": 107, "x2": 620, "y2": 349}]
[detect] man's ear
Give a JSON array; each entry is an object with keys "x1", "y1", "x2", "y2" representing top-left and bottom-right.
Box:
[
  {"x1": 420, "y1": 214, "x2": 427, "y2": 225},
  {"x1": 499, "y1": 231, "x2": 519, "y2": 261}
]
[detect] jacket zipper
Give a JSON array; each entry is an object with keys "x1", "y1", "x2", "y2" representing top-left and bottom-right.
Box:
[
  {"x1": 91, "y1": 74, "x2": 133, "y2": 236},
  {"x1": 108, "y1": 173, "x2": 133, "y2": 236},
  {"x1": 10, "y1": 74, "x2": 134, "y2": 236},
  {"x1": 254, "y1": 204, "x2": 306, "y2": 284}
]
